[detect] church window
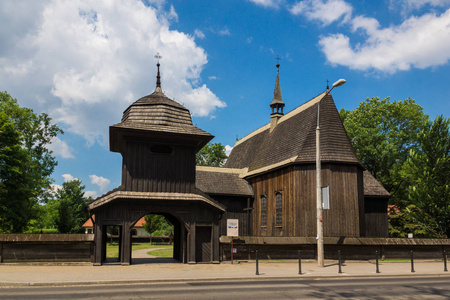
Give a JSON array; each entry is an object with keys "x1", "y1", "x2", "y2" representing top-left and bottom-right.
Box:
[
  {"x1": 276, "y1": 191, "x2": 282, "y2": 227},
  {"x1": 260, "y1": 195, "x2": 267, "y2": 227}
]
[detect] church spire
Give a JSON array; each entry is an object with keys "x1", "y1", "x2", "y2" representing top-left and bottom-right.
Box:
[
  {"x1": 154, "y1": 52, "x2": 162, "y2": 93},
  {"x1": 270, "y1": 57, "x2": 285, "y2": 131},
  {"x1": 270, "y1": 58, "x2": 285, "y2": 115}
]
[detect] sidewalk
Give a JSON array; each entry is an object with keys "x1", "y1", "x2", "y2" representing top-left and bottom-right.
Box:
[{"x1": 0, "y1": 258, "x2": 448, "y2": 287}]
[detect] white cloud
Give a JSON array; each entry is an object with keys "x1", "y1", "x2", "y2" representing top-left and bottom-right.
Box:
[
  {"x1": 393, "y1": 0, "x2": 450, "y2": 10},
  {"x1": 167, "y1": 4, "x2": 178, "y2": 21},
  {"x1": 84, "y1": 190, "x2": 98, "y2": 198},
  {"x1": 62, "y1": 174, "x2": 77, "y2": 182},
  {"x1": 225, "y1": 145, "x2": 233, "y2": 156},
  {"x1": 208, "y1": 76, "x2": 217, "y2": 80},
  {"x1": 47, "y1": 137, "x2": 75, "y2": 159},
  {"x1": 194, "y1": 29, "x2": 205, "y2": 39},
  {"x1": 218, "y1": 27, "x2": 231, "y2": 36},
  {"x1": 50, "y1": 184, "x2": 62, "y2": 192},
  {"x1": 248, "y1": 0, "x2": 283, "y2": 8},
  {"x1": 89, "y1": 174, "x2": 110, "y2": 192},
  {"x1": 319, "y1": 8, "x2": 450, "y2": 72},
  {"x1": 182, "y1": 85, "x2": 226, "y2": 116},
  {"x1": 0, "y1": 0, "x2": 225, "y2": 146},
  {"x1": 290, "y1": 0, "x2": 353, "y2": 26}
]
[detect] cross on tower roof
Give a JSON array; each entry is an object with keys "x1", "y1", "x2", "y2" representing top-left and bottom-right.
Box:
[
  {"x1": 154, "y1": 52, "x2": 162, "y2": 62},
  {"x1": 154, "y1": 52, "x2": 162, "y2": 91},
  {"x1": 275, "y1": 55, "x2": 281, "y2": 65}
]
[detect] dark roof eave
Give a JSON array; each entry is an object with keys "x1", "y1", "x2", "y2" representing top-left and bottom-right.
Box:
[{"x1": 110, "y1": 124, "x2": 213, "y2": 153}]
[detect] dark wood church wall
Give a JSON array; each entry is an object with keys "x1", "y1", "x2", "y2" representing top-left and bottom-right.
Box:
[
  {"x1": 249, "y1": 163, "x2": 363, "y2": 238},
  {"x1": 320, "y1": 164, "x2": 361, "y2": 237},
  {"x1": 212, "y1": 195, "x2": 253, "y2": 237},
  {"x1": 364, "y1": 197, "x2": 389, "y2": 237},
  {"x1": 249, "y1": 166, "x2": 295, "y2": 237},
  {"x1": 121, "y1": 140, "x2": 196, "y2": 193}
]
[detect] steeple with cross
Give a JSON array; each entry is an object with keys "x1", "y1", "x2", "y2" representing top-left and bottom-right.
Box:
[
  {"x1": 154, "y1": 52, "x2": 162, "y2": 93},
  {"x1": 270, "y1": 55, "x2": 285, "y2": 114},
  {"x1": 270, "y1": 55, "x2": 285, "y2": 131}
]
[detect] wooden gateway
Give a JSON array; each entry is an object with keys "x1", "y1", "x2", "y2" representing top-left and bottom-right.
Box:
[{"x1": 88, "y1": 62, "x2": 225, "y2": 265}]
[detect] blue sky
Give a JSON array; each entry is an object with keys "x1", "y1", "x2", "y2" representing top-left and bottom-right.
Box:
[{"x1": 1, "y1": 0, "x2": 449, "y2": 197}]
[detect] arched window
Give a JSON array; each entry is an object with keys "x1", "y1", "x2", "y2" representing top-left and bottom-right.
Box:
[
  {"x1": 260, "y1": 195, "x2": 267, "y2": 227},
  {"x1": 275, "y1": 191, "x2": 282, "y2": 227}
]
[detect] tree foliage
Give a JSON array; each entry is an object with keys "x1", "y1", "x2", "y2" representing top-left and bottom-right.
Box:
[
  {"x1": 196, "y1": 142, "x2": 227, "y2": 167},
  {"x1": 143, "y1": 214, "x2": 173, "y2": 236},
  {"x1": 341, "y1": 97, "x2": 450, "y2": 237},
  {"x1": 45, "y1": 179, "x2": 91, "y2": 233},
  {"x1": 0, "y1": 91, "x2": 62, "y2": 232},
  {"x1": 339, "y1": 97, "x2": 428, "y2": 203},
  {"x1": 400, "y1": 115, "x2": 450, "y2": 237}
]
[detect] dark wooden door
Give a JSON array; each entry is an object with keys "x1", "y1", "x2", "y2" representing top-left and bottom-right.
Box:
[{"x1": 195, "y1": 226, "x2": 211, "y2": 262}]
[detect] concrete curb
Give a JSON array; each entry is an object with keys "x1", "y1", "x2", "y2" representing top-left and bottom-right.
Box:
[{"x1": 1, "y1": 273, "x2": 450, "y2": 288}]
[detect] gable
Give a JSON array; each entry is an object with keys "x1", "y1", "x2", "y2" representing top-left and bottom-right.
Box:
[{"x1": 226, "y1": 92, "x2": 361, "y2": 175}]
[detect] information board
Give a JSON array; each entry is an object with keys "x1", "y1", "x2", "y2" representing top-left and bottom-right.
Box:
[{"x1": 227, "y1": 219, "x2": 239, "y2": 237}]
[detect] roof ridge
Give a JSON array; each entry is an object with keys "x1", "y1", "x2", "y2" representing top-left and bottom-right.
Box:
[
  {"x1": 196, "y1": 165, "x2": 247, "y2": 174},
  {"x1": 234, "y1": 92, "x2": 326, "y2": 147},
  {"x1": 278, "y1": 92, "x2": 325, "y2": 125}
]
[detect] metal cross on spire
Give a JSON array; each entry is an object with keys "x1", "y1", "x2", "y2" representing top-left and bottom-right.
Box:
[
  {"x1": 275, "y1": 55, "x2": 281, "y2": 65},
  {"x1": 154, "y1": 52, "x2": 162, "y2": 62},
  {"x1": 154, "y1": 52, "x2": 162, "y2": 90}
]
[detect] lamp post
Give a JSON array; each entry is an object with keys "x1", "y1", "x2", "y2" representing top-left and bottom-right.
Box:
[{"x1": 316, "y1": 79, "x2": 346, "y2": 267}]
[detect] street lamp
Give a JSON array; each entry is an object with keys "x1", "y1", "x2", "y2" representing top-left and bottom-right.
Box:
[{"x1": 316, "y1": 78, "x2": 346, "y2": 267}]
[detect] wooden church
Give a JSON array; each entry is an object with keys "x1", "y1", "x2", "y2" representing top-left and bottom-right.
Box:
[{"x1": 88, "y1": 60, "x2": 390, "y2": 265}]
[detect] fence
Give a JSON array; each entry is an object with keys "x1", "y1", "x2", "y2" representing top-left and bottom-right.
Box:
[
  {"x1": 220, "y1": 236, "x2": 450, "y2": 261},
  {"x1": 0, "y1": 234, "x2": 94, "y2": 263}
]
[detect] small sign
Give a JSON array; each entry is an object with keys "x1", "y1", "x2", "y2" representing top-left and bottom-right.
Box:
[
  {"x1": 233, "y1": 248, "x2": 237, "y2": 253},
  {"x1": 322, "y1": 186, "x2": 330, "y2": 210},
  {"x1": 227, "y1": 219, "x2": 239, "y2": 237}
]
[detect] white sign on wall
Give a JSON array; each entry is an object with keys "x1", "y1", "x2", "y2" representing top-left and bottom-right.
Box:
[{"x1": 227, "y1": 219, "x2": 239, "y2": 237}]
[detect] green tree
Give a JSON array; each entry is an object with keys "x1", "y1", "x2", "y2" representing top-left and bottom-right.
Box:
[
  {"x1": 0, "y1": 91, "x2": 62, "y2": 232},
  {"x1": 400, "y1": 115, "x2": 450, "y2": 237},
  {"x1": 46, "y1": 179, "x2": 90, "y2": 233},
  {"x1": 143, "y1": 214, "x2": 173, "y2": 236},
  {"x1": 388, "y1": 204, "x2": 440, "y2": 238},
  {"x1": 339, "y1": 97, "x2": 428, "y2": 205},
  {"x1": 196, "y1": 142, "x2": 227, "y2": 167}
]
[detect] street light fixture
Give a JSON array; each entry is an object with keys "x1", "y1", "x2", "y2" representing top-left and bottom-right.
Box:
[{"x1": 316, "y1": 79, "x2": 346, "y2": 267}]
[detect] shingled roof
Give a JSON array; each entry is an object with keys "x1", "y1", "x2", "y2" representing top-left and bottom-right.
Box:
[
  {"x1": 109, "y1": 65, "x2": 213, "y2": 153},
  {"x1": 363, "y1": 170, "x2": 391, "y2": 198},
  {"x1": 195, "y1": 166, "x2": 253, "y2": 197},
  {"x1": 226, "y1": 92, "x2": 361, "y2": 175}
]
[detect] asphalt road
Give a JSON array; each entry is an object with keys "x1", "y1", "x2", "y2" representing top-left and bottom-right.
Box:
[{"x1": 1, "y1": 276, "x2": 449, "y2": 299}]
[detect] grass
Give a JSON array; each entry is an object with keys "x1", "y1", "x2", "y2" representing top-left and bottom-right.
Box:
[
  {"x1": 147, "y1": 247, "x2": 174, "y2": 257},
  {"x1": 106, "y1": 242, "x2": 173, "y2": 258}
]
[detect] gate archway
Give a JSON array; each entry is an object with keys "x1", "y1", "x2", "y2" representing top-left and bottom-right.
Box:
[{"x1": 128, "y1": 211, "x2": 185, "y2": 264}]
